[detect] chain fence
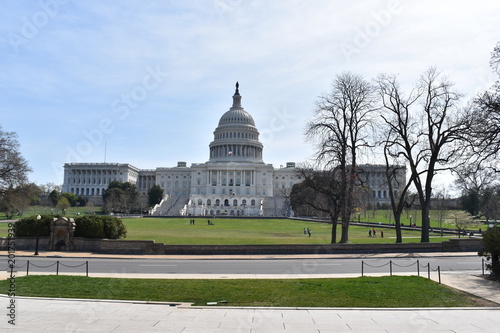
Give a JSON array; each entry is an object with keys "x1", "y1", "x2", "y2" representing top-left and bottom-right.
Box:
[
  {"x1": 361, "y1": 259, "x2": 441, "y2": 283},
  {"x1": 5, "y1": 260, "x2": 90, "y2": 277}
]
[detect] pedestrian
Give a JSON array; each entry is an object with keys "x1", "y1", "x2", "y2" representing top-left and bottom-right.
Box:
[
  {"x1": 373, "y1": 229, "x2": 376, "y2": 237},
  {"x1": 307, "y1": 228, "x2": 312, "y2": 237},
  {"x1": 381, "y1": 230, "x2": 384, "y2": 238},
  {"x1": 304, "y1": 228, "x2": 307, "y2": 235},
  {"x1": 369, "y1": 229, "x2": 372, "y2": 237}
]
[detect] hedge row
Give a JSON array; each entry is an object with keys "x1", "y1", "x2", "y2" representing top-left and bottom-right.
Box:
[
  {"x1": 14, "y1": 215, "x2": 127, "y2": 239},
  {"x1": 74, "y1": 215, "x2": 127, "y2": 239}
]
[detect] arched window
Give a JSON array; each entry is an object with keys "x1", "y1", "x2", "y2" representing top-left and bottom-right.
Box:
[
  {"x1": 215, "y1": 199, "x2": 220, "y2": 206},
  {"x1": 198, "y1": 199, "x2": 202, "y2": 206},
  {"x1": 242, "y1": 199, "x2": 247, "y2": 206},
  {"x1": 224, "y1": 199, "x2": 229, "y2": 206},
  {"x1": 233, "y1": 199, "x2": 238, "y2": 206},
  {"x1": 207, "y1": 199, "x2": 211, "y2": 206},
  {"x1": 251, "y1": 199, "x2": 256, "y2": 206}
]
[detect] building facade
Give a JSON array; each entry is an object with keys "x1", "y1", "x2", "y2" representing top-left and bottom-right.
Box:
[{"x1": 62, "y1": 83, "x2": 405, "y2": 216}]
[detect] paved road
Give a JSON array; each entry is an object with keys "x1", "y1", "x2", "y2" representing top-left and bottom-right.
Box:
[{"x1": 2, "y1": 255, "x2": 484, "y2": 276}]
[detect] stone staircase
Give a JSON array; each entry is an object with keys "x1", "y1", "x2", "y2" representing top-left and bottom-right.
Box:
[
  {"x1": 152, "y1": 196, "x2": 189, "y2": 216},
  {"x1": 262, "y1": 196, "x2": 291, "y2": 217}
]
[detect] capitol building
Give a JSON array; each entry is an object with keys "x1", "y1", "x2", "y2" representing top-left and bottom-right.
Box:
[{"x1": 62, "y1": 83, "x2": 405, "y2": 216}]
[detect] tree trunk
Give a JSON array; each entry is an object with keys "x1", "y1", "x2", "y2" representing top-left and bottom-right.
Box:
[
  {"x1": 331, "y1": 220, "x2": 337, "y2": 244},
  {"x1": 420, "y1": 201, "x2": 431, "y2": 242},
  {"x1": 330, "y1": 213, "x2": 338, "y2": 244},
  {"x1": 340, "y1": 221, "x2": 350, "y2": 243},
  {"x1": 394, "y1": 213, "x2": 402, "y2": 243}
]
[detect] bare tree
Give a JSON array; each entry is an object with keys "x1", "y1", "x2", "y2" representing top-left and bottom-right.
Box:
[
  {"x1": 0, "y1": 125, "x2": 32, "y2": 196},
  {"x1": 290, "y1": 165, "x2": 342, "y2": 243},
  {"x1": 465, "y1": 42, "x2": 500, "y2": 172},
  {"x1": 377, "y1": 68, "x2": 471, "y2": 242},
  {"x1": 431, "y1": 188, "x2": 451, "y2": 236},
  {"x1": 306, "y1": 72, "x2": 376, "y2": 243},
  {"x1": 383, "y1": 137, "x2": 414, "y2": 243}
]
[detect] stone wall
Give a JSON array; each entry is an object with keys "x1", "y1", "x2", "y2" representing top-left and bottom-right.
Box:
[{"x1": 0, "y1": 237, "x2": 483, "y2": 255}]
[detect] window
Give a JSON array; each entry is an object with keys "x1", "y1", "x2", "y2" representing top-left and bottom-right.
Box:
[
  {"x1": 215, "y1": 199, "x2": 220, "y2": 206},
  {"x1": 233, "y1": 199, "x2": 238, "y2": 206},
  {"x1": 207, "y1": 199, "x2": 211, "y2": 206}
]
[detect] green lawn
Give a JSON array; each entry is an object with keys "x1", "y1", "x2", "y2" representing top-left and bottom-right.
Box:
[
  {"x1": 122, "y1": 217, "x2": 453, "y2": 245},
  {"x1": 0, "y1": 275, "x2": 489, "y2": 307},
  {"x1": 0, "y1": 216, "x2": 459, "y2": 244}
]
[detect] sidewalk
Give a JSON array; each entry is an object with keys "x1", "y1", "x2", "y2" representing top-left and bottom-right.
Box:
[
  {"x1": 1, "y1": 295, "x2": 499, "y2": 332},
  {"x1": 4, "y1": 249, "x2": 484, "y2": 260}
]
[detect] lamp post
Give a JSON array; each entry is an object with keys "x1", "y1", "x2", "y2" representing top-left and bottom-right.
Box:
[{"x1": 34, "y1": 214, "x2": 41, "y2": 255}]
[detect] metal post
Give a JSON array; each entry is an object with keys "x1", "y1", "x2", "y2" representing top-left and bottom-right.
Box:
[
  {"x1": 438, "y1": 266, "x2": 441, "y2": 284},
  {"x1": 27, "y1": 261, "x2": 30, "y2": 276},
  {"x1": 86, "y1": 261, "x2": 89, "y2": 277},
  {"x1": 56, "y1": 261, "x2": 59, "y2": 275},
  {"x1": 390, "y1": 260, "x2": 393, "y2": 276},
  {"x1": 417, "y1": 260, "x2": 420, "y2": 276},
  {"x1": 427, "y1": 264, "x2": 430, "y2": 279},
  {"x1": 34, "y1": 235, "x2": 39, "y2": 256},
  {"x1": 482, "y1": 258, "x2": 485, "y2": 276},
  {"x1": 35, "y1": 214, "x2": 41, "y2": 255},
  {"x1": 361, "y1": 260, "x2": 364, "y2": 277}
]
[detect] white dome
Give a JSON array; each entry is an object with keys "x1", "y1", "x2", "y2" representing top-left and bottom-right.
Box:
[
  {"x1": 208, "y1": 83, "x2": 263, "y2": 163},
  {"x1": 218, "y1": 108, "x2": 255, "y2": 126}
]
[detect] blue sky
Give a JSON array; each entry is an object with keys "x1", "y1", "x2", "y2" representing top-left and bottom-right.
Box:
[{"x1": 1, "y1": 0, "x2": 498, "y2": 189}]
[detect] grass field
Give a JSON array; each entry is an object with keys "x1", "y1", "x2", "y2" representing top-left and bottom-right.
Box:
[
  {"x1": 121, "y1": 217, "x2": 454, "y2": 244},
  {"x1": 0, "y1": 275, "x2": 490, "y2": 307},
  {"x1": 0, "y1": 216, "x2": 461, "y2": 244},
  {"x1": 1, "y1": 206, "x2": 486, "y2": 245},
  {"x1": 0, "y1": 207, "x2": 487, "y2": 230}
]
